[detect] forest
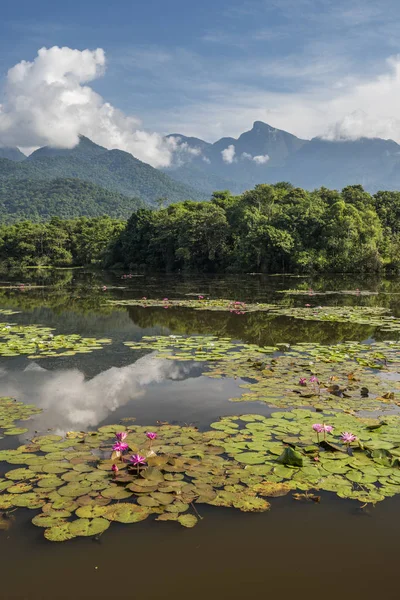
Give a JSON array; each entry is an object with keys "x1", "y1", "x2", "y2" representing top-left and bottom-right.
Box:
[
  {"x1": 108, "y1": 183, "x2": 400, "y2": 273},
  {"x1": 1, "y1": 182, "x2": 400, "y2": 273}
]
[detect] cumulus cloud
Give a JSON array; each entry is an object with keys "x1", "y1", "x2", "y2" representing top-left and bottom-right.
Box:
[
  {"x1": 252, "y1": 154, "x2": 270, "y2": 164},
  {"x1": 221, "y1": 144, "x2": 236, "y2": 163},
  {"x1": 241, "y1": 151, "x2": 270, "y2": 164},
  {"x1": 0, "y1": 46, "x2": 194, "y2": 167}
]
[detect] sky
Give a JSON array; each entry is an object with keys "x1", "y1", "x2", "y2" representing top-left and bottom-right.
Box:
[{"x1": 1, "y1": 0, "x2": 400, "y2": 165}]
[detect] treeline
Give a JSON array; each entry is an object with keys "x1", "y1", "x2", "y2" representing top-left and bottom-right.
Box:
[
  {"x1": 108, "y1": 183, "x2": 400, "y2": 273},
  {"x1": 0, "y1": 216, "x2": 124, "y2": 268}
]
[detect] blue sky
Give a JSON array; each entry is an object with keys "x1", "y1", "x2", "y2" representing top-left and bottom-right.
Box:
[{"x1": 1, "y1": 0, "x2": 400, "y2": 163}]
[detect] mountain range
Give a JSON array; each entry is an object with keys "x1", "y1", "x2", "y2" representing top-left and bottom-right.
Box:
[
  {"x1": 0, "y1": 136, "x2": 205, "y2": 208},
  {"x1": 162, "y1": 121, "x2": 400, "y2": 195},
  {"x1": 2, "y1": 122, "x2": 400, "y2": 221}
]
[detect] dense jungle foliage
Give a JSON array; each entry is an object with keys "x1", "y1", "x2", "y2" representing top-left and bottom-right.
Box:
[
  {"x1": 108, "y1": 183, "x2": 400, "y2": 273},
  {"x1": 2, "y1": 182, "x2": 400, "y2": 273},
  {"x1": 0, "y1": 216, "x2": 124, "y2": 268}
]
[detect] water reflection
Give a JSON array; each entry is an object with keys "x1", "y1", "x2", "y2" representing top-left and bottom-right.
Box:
[{"x1": 0, "y1": 355, "x2": 195, "y2": 435}]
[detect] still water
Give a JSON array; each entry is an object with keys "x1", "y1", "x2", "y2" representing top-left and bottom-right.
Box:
[{"x1": 0, "y1": 270, "x2": 399, "y2": 600}]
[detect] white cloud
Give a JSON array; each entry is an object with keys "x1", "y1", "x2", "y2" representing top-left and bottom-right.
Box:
[
  {"x1": 221, "y1": 144, "x2": 236, "y2": 163},
  {"x1": 0, "y1": 46, "x2": 193, "y2": 167},
  {"x1": 252, "y1": 154, "x2": 270, "y2": 164},
  {"x1": 241, "y1": 151, "x2": 270, "y2": 164}
]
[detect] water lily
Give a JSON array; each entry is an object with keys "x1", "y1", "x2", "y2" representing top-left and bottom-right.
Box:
[
  {"x1": 130, "y1": 453, "x2": 146, "y2": 466},
  {"x1": 312, "y1": 423, "x2": 324, "y2": 433},
  {"x1": 163, "y1": 297, "x2": 169, "y2": 301},
  {"x1": 112, "y1": 442, "x2": 129, "y2": 454},
  {"x1": 198, "y1": 295, "x2": 204, "y2": 300},
  {"x1": 341, "y1": 431, "x2": 357, "y2": 444},
  {"x1": 142, "y1": 297, "x2": 147, "y2": 300},
  {"x1": 115, "y1": 431, "x2": 128, "y2": 442},
  {"x1": 146, "y1": 432, "x2": 157, "y2": 440},
  {"x1": 111, "y1": 464, "x2": 119, "y2": 474},
  {"x1": 305, "y1": 304, "x2": 311, "y2": 307},
  {"x1": 102, "y1": 286, "x2": 107, "y2": 291},
  {"x1": 309, "y1": 376, "x2": 319, "y2": 383},
  {"x1": 130, "y1": 453, "x2": 147, "y2": 474},
  {"x1": 322, "y1": 425, "x2": 333, "y2": 434},
  {"x1": 299, "y1": 377, "x2": 307, "y2": 386}
]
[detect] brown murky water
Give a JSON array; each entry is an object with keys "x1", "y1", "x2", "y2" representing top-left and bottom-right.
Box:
[{"x1": 0, "y1": 270, "x2": 399, "y2": 600}]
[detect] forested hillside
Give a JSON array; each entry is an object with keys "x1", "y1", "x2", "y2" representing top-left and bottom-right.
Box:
[{"x1": 0, "y1": 177, "x2": 143, "y2": 222}]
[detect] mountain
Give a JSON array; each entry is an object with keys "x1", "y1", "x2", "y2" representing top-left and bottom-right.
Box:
[
  {"x1": 0, "y1": 147, "x2": 26, "y2": 162},
  {"x1": 165, "y1": 122, "x2": 400, "y2": 194},
  {"x1": 0, "y1": 177, "x2": 144, "y2": 222},
  {"x1": 0, "y1": 136, "x2": 206, "y2": 205}
]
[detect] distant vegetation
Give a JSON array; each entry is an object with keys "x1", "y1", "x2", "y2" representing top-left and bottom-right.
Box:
[
  {"x1": 108, "y1": 183, "x2": 400, "y2": 273},
  {"x1": 2, "y1": 182, "x2": 400, "y2": 274},
  {"x1": 0, "y1": 178, "x2": 143, "y2": 222}
]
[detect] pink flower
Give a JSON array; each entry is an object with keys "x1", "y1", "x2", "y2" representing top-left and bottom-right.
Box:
[
  {"x1": 113, "y1": 442, "x2": 129, "y2": 453},
  {"x1": 198, "y1": 295, "x2": 204, "y2": 300},
  {"x1": 142, "y1": 297, "x2": 147, "y2": 300},
  {"x1": 341, "y1": 432, "x2": 357, "y2": 443},
  {"x1": 163, "y1": 297, "x2": 169, "y2": 301},
  {"x1": 146, "y1": 432, "x2": 157, "y2": 440},
  {"x1": 130, "y1": 454, "x2": 146, "y2": 466},
  {"x1": 111, "y1": 464, "x2": 119, "y2": 473},
  {"x1": 102, "y1": 286, "x2": 107, "y2": 291},
  {"x1": 305, "y1": 304, "x2": 311, "y2": 307},
  {"x1": 309, "y1": 376, "x2": 319, "y2": 384},
  {"x1": 299, "y1": 377, "x2": 307, "y2": 386},
  {"x1": 115, "y1": 432, "x2": 128, "y2": 442},
  {"x1": 322, "y1": 425, "x2": 333, "y2": 433},
  {"x1": 312, "y1": 424, "x2": 324, "y2": 433}
]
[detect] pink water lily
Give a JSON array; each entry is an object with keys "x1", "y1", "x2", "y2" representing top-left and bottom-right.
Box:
[
  {"x1": 112, "y1": 442, "x2": 129, "y2": 453},
  {"x1": 146, "y1": 432, "x2": 157, "y2": 440},
  {"x1": 312, "y1": 424, "x2": 324, "y2": 433},
  {"x1": 102, "y1": 286, "x2": 107, "y2": 291},
  {"x1": 309, "y1": 376, "x2": 319, "y2": 383},
  {"x1": 198, "y1": 295, "x2": 204, "y2": 300},
  {"x1": 163, "y1": 297, "x2": 169, "y2": 301},
  {"x1": 341, "y1": 432, "x2": 357, "y2": 444},
  {"x1": 115, "y1": 431, "x2": 128, "y2": 442},
  {"x1": 323, "y1": 425, "x2": 333, "y2": 433},
  {"x1": 111, "y1": 464, "x2": 119, "y2": 473},
  {"x1": 130, "y1": 454, "x2": 146, "y2": 466},
  {"x1": 305, "y1": 304, "x2": 311, "y2": 307},
  {"x1": 299, "y1": 377, "x2": 307, "y2": 386}
]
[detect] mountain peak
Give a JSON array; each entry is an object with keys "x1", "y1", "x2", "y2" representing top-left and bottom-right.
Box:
[{"x1": 252, "y1": 121, "x2": 276, "y2": 132}]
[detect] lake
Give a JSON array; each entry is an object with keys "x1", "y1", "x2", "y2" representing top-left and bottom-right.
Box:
[{"x1": 0, "y1": 269, "x2": 400, "y2": 600}]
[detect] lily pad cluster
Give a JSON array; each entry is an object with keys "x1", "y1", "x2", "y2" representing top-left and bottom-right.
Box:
[
  {"x1": 2, "y1": 409, "x2": 400, "y2": 541},
  {"x1": 0, "y1": 422, "x2": 274, "y2": 541},
  {"x1": 0, "y1": 322, "x2": 112, "y2": 358},
  {"x1": 108, "y1": 298, "x2": 276, "y2": 313},
  {"x1": 0, "y1": 396, "x2": 41, "y2": 437},
  {"x1": 211, "y1": 410, "x2": 400, "y2": 504},
  {"x1": 109, "y1": 298, "x2": 400, "y2": 332},
  {"x1": 125, "y1": 335, "x2": 400, "y2": 411}
]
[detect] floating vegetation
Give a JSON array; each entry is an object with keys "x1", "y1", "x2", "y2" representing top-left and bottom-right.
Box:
[
  {"x1": 0, "y1": 396, "x2": 41, "y2": 437},
  {"x1": 125, "y1": 335, "x2": 400, "y2": 411},
  {"x1": 0, "y1": 322, "x2": 112, "y2": 358},
  {"x1": 277, "y1": 289, "x2": 378, "y2": 296},
  {"x1": 0, "y1": 309, "x2": 20, "y2": 315},
  {"x1": 109, "y1": 298, "x2": 400, "y2": 332},
  {"x1": 108, "y1": 298, "x2": 275, "y2": 313},
  {"x1": 1, "y1": 408, "x2": 400, "y2": 541}
]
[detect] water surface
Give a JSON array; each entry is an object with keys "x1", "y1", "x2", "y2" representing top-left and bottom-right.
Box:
[{"x1": 0, "y1": 270, "x2": 399, "y2": 600}]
